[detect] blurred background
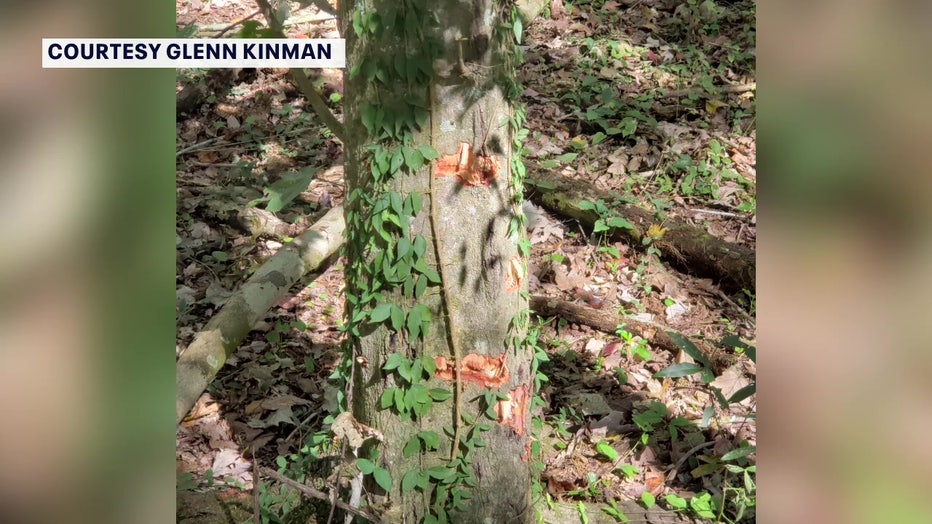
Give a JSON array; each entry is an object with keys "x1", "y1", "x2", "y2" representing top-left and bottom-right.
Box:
[
  {"x1": 0, "y1": 0, "x2": 929, "y2": 522},
  {"x1": 0, "y1": 1, "x2": 175, "y2": 523},
  {"x1": 758, "y1": 0, "x2": 932, "y2": 522}
]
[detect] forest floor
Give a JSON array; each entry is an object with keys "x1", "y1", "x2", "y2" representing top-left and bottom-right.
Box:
[{"x1": 175, "y1": 1, "x2": 757, "y2": 522}]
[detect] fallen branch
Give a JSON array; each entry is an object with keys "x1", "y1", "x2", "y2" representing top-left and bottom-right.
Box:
[
  {"x1": 178, "y1": 189, "x2": 739, "y2": 423},
  {"x1": 256, "y1": 0, "x2": 346, "y2": 142},
  {"x1": 259, "y1": 467, "x2": 382, "y2": 523},
  {"x1": 530, "y1": 295, "x2": 682, "y2": 354},
  {"x1": 526, "y1": 170, "x2": 755, "y2": 294},
  {"x1": 238, "y1": 207, "x2": 297, "y2": 239},
  {"x1": 194, "y1": 8, "x2": 337, "y2": 38},
  {"x1": 658, "y1": 82, "x2": 756, "y2": 99},
  {"x1": 176, "y1": 137, "x2": 222, "y2": 157},
  {"x1": 213, "y1": 8, "x2": 263, "y2": 38},
  {"x1": 176, "y1": 206, "x2": 344, "y2": 424}
]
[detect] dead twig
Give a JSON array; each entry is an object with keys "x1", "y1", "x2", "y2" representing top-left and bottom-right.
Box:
[
  {"x1": 713, "y1": 287, "x2": 755, "y2": 326},
  {"x1": 176, "y1": 137, "x2": 223, "y2": 157},
  {"x1": 251, "y1": 447, "x2": 261, "y2": 524},
  {"x1": 664, "y1": 441, "x2": 714, "y2": 481},
  {"x1": 688, "y1": 208, "x2": 743, "y2": 218},
  {"x1": 658, "y1": 83, "x2": 756, "y2": 99},
  {"x1": 255, "y1": 0, "x2": 347, "y2": 142},
  {"x1": 259, "y1": 467, "x2": 383, "y2": 523},
  {"x1": 214, "y1": 8, "x2": 263, "y2": 38}
]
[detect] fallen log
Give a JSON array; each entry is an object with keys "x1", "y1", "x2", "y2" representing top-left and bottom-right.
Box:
[
  {"x1": 526, "y1": 170, "x2": 755, "y2": 294},
  {"x1": 530, "y1": 295, "x2": 681, "y2": 354},
  {"x1": 176, "y1": 206, "x2": 344, "y2": 424},
  {"x1": 177, "y1": 189, "x2": 739, "y2": 422}
]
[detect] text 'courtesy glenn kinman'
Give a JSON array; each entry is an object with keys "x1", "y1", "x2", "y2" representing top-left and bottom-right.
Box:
[{"x1": 42, "y1": 38, "x2": 345, "y2": 68}]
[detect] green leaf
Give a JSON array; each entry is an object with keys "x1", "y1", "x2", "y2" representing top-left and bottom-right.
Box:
[
  {"x1": 727, "y1": 383, "x2": 756, "y2": 404},
  {"x1": 410, "y1": 384, "x2": 430, "y2": 405},
  {"x1": 620, "y1": 117, "x2": 638, "y2": 137},
  {"x1": 370, "y1": 303, "x2": 393, "y2": 323},
  {"x1": 422, "y1": 267, "x2": 441, "y2": 284},
  {"x1": 380, "y1": 388, "x2": 395, "y2": 409},
  {"x1": 390, "y1": 148, "x2": 404, "y2": 173},
  {"x1": 390, "y1": 305, "x2": 405, "y2": 332},
  {"x1": 410, "y1": 194, "x2": 422, "y2": 214},
  {"x1": 403, "y1": 436, "x2": 422, "y2": 458},
  {"x1": 356, "y1": 458, "x2": 376, "y2": 475},
  {"x1": 593, "y1": 219, "x2": 609, "y2": 233},
  {"x1": 415, "y1": 275, "x2": 428, "y2": 298},
  {"x1": 425, "y1": 466, "x2": 454, "y2": 481},
  {"x1": 653, "y1": 362, "x2": 704, "y2": 378},
  {"x1": 176, "y1": 471, "x2": 198, "y2": 491},
  {"x1": 555, "y1": 152, "x2": 578, "y2": 163},
  {"x1": 721, "y1": 335, "x2": 756, "y2": 362},
  {"x1": 401, "y1": 470, "x2": 421, "y2": 493},
  {"x1": 390, "y1": 191, "x2": 403, "y2": 216},
  {"x1": 666, "y1": 332, "x2": 710, "y2": 367},
  {"x1": 263, "y1": 168, "x2": 315, "y2": 212},
  {"x1": 419, "y1": 145, "x2": 440, "y2": 160},
  {"x1": 664, "y1": 493, "x2": 687, "y2": 509},
  {"x1": 419, "y1": 431, "x2": 440, "y2": 450},
  {"x1": 383, "y1": 354, "x2": 406, "y2": 371},
  {"x1": 689, "y1": 462, "x2": 722, "y2": 478},
  {"x1": 397, "y1": 360, "x2": 413, "y2": 382},
  {"x1": 641, "y1": 492, "x2": 655, "y2": 509},
  {"x1": 361, "y1": 104, "x2": 376, "y2": 135},
  {"x1": 721, "y1": 445, "x2": 756, "y2": 462},
  {"x1": 606, "y1": 216, "x2": 635, "y2": 230},
  {"x1": 710, "y1": 387, "x2": 730, "y2": 410},
  {"x1": 211, "y1": 251, "x2": 228, "y2": 262},
  {"x1": 402, "y1": 146, "x2": 424, "y2": 172},
  {"x1": 413, "y1": 235, "x2": 427, "y2": 258},
  {"x1": 403, "y1": 268, "x2": 414, "y2": 299},
  {"x1": 429, "y1": 388, "x2": 453, "y2": 401},
  {"x1": 602, "y1": 501, "x2": 629, "y2": 522},
  {"x1": 539, "y1": 159, "x2": 559, "y2": 169},
  {"x1": 595, "y1": 441, "x2": 618, "y2": 461},
  {"x1": 176, "y1": 24, "x2": 199, "y2": 39},
  {"x1": 373, "y1": 467, "x2": 392, "y2": 492},
  {"x1": 513, "y1": 17, "x2": 523, "y2": 43},
  {"x1": 689, "y1": 493, "x2": 716, "y2": 519},
  {"x1": 407, "y1": 306, "x2": 422, "y2": 340},
  {"x1": 414, "y1": 107, "x2": 429, "y2": 129},
  {"x1": 616, "y1": 464, "x2": 638, "y2": 479},
  {"x1": 578, "y1": 200, "x2": 596, "y2": 211},
  {"x1": 632, "y1": 405, "x2": 665, "y2": 431},
  {"x1": 394, "y1": 387, "x2": 405, "y2": 412},
  {"x1": 422, "y1": 355, "x2": 436, "y2": 375}
]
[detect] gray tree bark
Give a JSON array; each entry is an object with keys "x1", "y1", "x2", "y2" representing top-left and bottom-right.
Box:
[{"x1": 341, "y1": 1, "x2": 533, "y2": 521}]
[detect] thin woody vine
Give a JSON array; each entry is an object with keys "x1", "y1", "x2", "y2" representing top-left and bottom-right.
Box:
[{"x1": 328, "y1": 0, "x2": 548, "y2": 520}]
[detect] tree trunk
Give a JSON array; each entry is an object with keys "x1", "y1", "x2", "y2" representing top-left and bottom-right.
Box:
[{"x1": 341, "y1": 1, "x2": 533, "y2": 522}]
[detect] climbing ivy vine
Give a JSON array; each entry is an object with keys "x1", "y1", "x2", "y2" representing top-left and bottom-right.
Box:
[{"x1": 331, "y1": 1, "x2": 547, "y2": 521}]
